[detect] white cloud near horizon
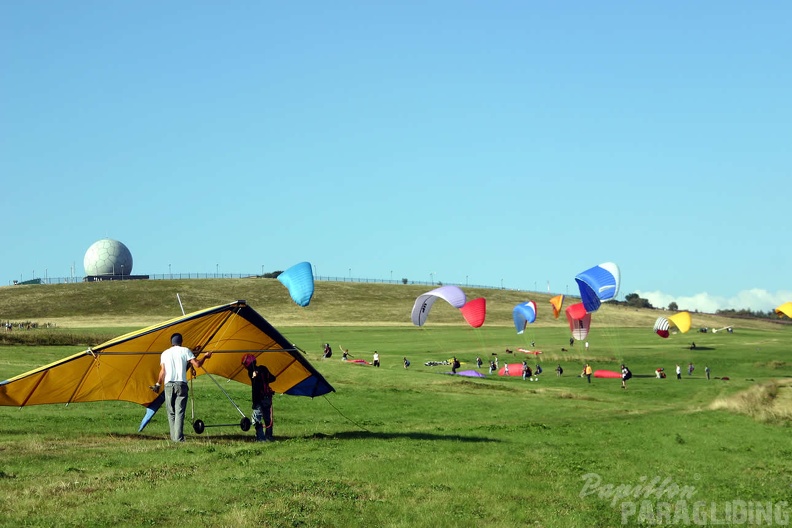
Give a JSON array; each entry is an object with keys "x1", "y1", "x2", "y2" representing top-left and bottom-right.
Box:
[{"x1": 635, "y1": 289, "x2": 792, "y2": 314}]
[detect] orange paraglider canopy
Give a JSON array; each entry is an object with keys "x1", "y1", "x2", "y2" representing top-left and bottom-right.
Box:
[{"x1": 549, "y1": 295, "x2": 565, "y2": 319}]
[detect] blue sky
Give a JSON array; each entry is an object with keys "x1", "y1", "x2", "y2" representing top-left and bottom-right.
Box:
[{"x1": 2, "y1": 1, "x2": 790, "y2": 313}]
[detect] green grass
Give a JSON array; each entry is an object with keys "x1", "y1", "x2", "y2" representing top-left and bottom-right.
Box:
[{"x1": 0, "y1": 281, "x2": 790, "y2": 527}]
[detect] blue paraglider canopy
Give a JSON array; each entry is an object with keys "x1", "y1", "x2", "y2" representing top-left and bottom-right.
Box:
[
  {"x1": 278, "y1": 262, "x2": 315, "y2": 307},
  {"x1": 574, "y1": 262, "x2": 621, "y2": 312}
]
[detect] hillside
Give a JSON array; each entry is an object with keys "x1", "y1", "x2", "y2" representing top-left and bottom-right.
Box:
[{"x1": 0, "y1": 278, "x2": 778, "y2": 331}]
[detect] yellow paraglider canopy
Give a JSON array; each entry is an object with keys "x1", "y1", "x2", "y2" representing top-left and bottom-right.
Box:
[
  {"x1": 774, "y1": 302, "x2": 792, "y2": 319},
  {"x1": 667, "y1": 311, "x2": 692, "y2": 334}
]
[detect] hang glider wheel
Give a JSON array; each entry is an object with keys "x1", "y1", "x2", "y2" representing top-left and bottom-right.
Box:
[
  {"x1": 240, "y1": 417, "x2": 251, "y2": 431},
  {"x1": 193, "y1": 419, "x2": 206, "y2": 434}
]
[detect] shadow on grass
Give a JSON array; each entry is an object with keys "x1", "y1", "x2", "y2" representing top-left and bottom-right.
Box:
[
  {"x1": 124, "y1": 430, "x2": 501, "y2": 443},
  {"x1": 120, "y1": 431, "x2": 500, "y2": 445},
  {"x1": 305, "y1": 430, "x2": 500, "y2": 443}
]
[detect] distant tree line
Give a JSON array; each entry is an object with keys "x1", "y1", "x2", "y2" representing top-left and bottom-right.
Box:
[
  {"x1": 714, "y1": 308, "x2": 776, "y2": 319},
  {"x1": 622, "y1": 293, "x2": 654, "y2": 309},
  {"x1": 621, "y1": 293, "x2": 777, "y2": 320}
]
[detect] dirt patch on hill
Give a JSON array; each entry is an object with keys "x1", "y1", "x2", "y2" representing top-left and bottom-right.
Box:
[{"x1": 709, "y1": 379, "x2": 792, "y2": 423}]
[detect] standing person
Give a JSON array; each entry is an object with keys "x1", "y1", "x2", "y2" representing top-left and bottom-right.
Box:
[
  {"x1": 373, "y1": 351, "x2": 380, "y2": 367},
  {"x1": 556, "y1": 364, "x2": 563, "y2": 377},
  {"x1": 569, "y1": 337, "x2": 574, "y2": 347},
  {"x1": 621, "y1": 364, "x2": 632, "y2": 389},
  {"x1": 476, "y1": 356, "x2": 483, "y2": 368},
  {"x1": 521, "y1": 360, "x2": 530, "y2": 381},
  {"x1": 241, "y1": 354, "x2": 277, "y2": 442},
  {"x1": 488, "y1": 360, "x2": 496, "y2": 375},
  {"x1": 705, "y1": 365, "x2": 710, "y2": 380},
  {"x1": 676, "y1": 364, "x2": 682, "y2": 380},
  {"x1": 152, "y1": 333, "x2": 212, "y2": 442},
  {"x1": 584, "y1": 363, "x2": 592, "y2": 383},
  {"x1": 688, "y1": 362, "x2": 695, "y2": 376},
  {"x1": 403, "y1": 357, "x2": 410, "y2": 369},
  {"x1": 585, "y1": 341, "x2": 590, "y2": 353},
  {"x1": 452, "y1": 356, "x2": 460, "y2": 374}
]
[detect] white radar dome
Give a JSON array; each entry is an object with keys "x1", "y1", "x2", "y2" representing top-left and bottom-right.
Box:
[{"x1": 83, "y1": 238, "x2": 134, "y2": 276}]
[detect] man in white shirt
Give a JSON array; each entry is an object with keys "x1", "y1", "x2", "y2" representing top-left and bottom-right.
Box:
[{"x1": 152, "y1": 333, "x2": 212, "y2": 442}]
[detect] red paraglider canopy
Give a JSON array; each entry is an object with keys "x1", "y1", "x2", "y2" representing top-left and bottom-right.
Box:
[
  {"x1": 460, "y1": 298, "x2": 486, "y2": 328},
  {"x1": 566, "y1": 302, "x2": 591, "y2": 341},
  {"x1": 594, "y1": 369, "x2": 620, "y2": 379}
]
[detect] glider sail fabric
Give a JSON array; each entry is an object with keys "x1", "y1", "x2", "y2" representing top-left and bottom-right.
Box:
[
  {"x1": 774, "y1": 302, "x2": 792, "y2": 319},
  {"x1": 668, "y1": 312, "x2": 692, "y2": 334},
  {"x1": 0, "y1": 301, "x2": 334, "y2": 408},
  {"x1": 410, "y1": 285, "x2": 467, "y2": 326},
  {"x1": 653, "y1": 317, "x2": 671, "y2": 338},
  {"x1": 654, "y1": 312, "x2": 692, "y2": 338},
  {"x1": 513, "y1": 301, "x2": 537, "y2": 334},
  {"x1": 460, "y1": 298, "x2": 486, "y2": 328},
  {"x1": 277, "y1": 261, "x2": 315, "y2": 307},
  {"x1": 549, "y1": 295, "x2": 565, "y2": 319},
  {"x1": 566, "y1": 302, "x2": 591, "y2": 341},
  {"x1": 574, "y1": 262, "x2": 621, "y2": 313}
]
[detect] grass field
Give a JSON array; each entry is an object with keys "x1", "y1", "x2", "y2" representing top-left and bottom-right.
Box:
[{"x1": 0, "y1": 281, "x2": 790, "y2": 527}]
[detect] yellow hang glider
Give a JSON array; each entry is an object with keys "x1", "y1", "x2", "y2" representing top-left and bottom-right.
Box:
[{"x1": 0, "y1": 300, "x2": 334, "y2": 414}]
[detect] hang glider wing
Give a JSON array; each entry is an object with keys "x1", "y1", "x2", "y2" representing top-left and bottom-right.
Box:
[{"x1": 0, "y1": 300, "x2": 335, "y2": 411}]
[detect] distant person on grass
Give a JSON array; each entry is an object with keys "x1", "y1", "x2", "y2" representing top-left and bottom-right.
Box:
[
  {"x1": 583, "y1": 363, "x2": 592, "y2": 383},
  {"x1": 621, "y1": 364, "x2": 632, "y2": 389}
]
